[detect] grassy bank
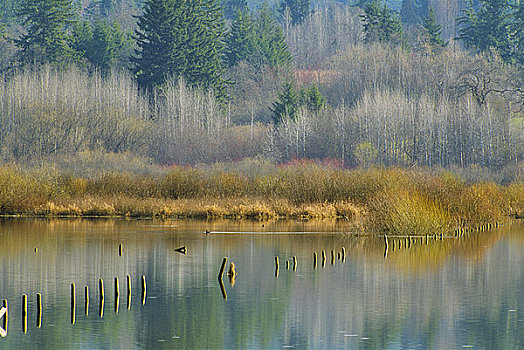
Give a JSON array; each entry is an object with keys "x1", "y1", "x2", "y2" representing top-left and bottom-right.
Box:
[{"x1": 1, "y1": 161, "x2": 523, "y2": 235}]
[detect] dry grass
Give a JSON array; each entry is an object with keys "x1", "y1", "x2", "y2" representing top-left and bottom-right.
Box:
[{"x1": 1, "y1": 162, "x2": 521, "y2": 234}]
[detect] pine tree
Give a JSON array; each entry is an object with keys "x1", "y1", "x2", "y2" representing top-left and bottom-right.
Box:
[
  {"x1": 133, "y1": 0, "x2": 227, "y2": 97},
  {"x1": 271, "y1": 81, "x2": 300, "y2": 123},
  {"x1": 361, "y1": 1, "x2": 403, "y2": 44},
  {"x1": 226, "y1": 10, "x2": 256, "y2": 67},
  {"x1": 303, "y1": 85, "x2": 326, "y2": 113},
  {"x1": 72, "y1": 20, "x2": 128, "y2": 74},
  {"x1": 457, "y1": 0, "x2": 512, "y2": 61},
  {"x1": 15, "y1": 0, "x2": 76, "y2": 65},
  {"x1": 422, "y1": 7, "x2": 447, "y2": 48},
  {"x1": 279, "y1": 0, "x2": 311, "y2": 26},
  {"x1": 252, "y1": 5, "x2": 292, "y2": 68},
  {"x1": 512, "y1": 1, "x2": 524, "y2": 64}
]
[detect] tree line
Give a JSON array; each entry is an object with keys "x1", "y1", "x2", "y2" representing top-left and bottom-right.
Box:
[{"x1": 0, "y1": 0, "x2": 523, "y2": 173}]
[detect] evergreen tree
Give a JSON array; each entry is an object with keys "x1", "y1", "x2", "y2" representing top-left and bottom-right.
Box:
[
  {"x1": 15, "y1": 0, "x2": 76, "y2": 65},
  {"x1": 85, "y1": 0, "x2": 114, "y2": 22},
  {"x1": 303, "y1": 85, "x2": 326, "y2": 113},
  {"x1": 271, "y1": 81, "x2": 300, "y2": 123},
  {"x1": 72, "y1": 20, "x2": 128, "y2": 74},
  {"x1": 457, "y1": 0, "x2": 512, "y2": 61},
  {"x1": 221, "y1": 0, "x2": 248, "y2": 20},
  {"x1": 422, "y1": 7, "x2": 447, "y2": 48},
  {"x1": 361, "y1": 1, "x2": 403, "y2": 44},
  {"x1": 512, "y1": 1, "x2": 524, "y2": 64},
  {"x1": 279, "y1": 0, "x2": 311, "y2": 26},
  {"x1": 252, "y1": 5, "x2": 292, "y2": 67},
  {"x1": 226, "y1": 10, "x2": 256, "y2": 67},
  {"x1": 132, "y1": 0, "x2": 228, "y2": 97}
]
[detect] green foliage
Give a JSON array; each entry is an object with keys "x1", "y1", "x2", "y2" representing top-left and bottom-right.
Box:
[
  {"x1": 132, "y1": 0, "x2": 228, "y2": 98},
  {"x1": 15, "y1": 0, "x2": 76, "y2": 66},
  {"x1": 279, "y1": 0, "x2": 311, "y2": 26},
  {"x1": 271, "y1": 81, "x2": 300, "y2": 123},
  {"x1": 84, "y1": 0, "x2": 114, "y2": 21},
  {"x1": 361, "y1": 0, "x2": 403, "y2": 44},
  {"x1": 226, "y1": 10, "x2": 256, "y2": 67},
  {"x1": 71, "y1": 20, "x2": 129, "y2": 73},
  {"x1": 252, "y1": 4, "x2": 292, "y2": 68},
  {"x1": 512, "y1": 1, "x2": 524, "y2": 64},
  {"x1": 303, "y1": 85, "x2": 326, "y2": 113},
  {"x1": 457, "y1": 0, "x2": 513, "y2": 61},
  {"x1": 422, "y1": 7, "x2": 447, "y2": 48},
  {"x1": 221, "y1": 0, "x2": 248, "y2": 20}
]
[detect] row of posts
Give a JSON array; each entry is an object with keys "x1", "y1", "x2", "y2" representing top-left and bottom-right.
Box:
[
  {"x1": 274, "y1": 247, "x2": 346, "y2": 278},
  {"x1": 0, "y1": 274, "x2": 147, "y2": 336}
]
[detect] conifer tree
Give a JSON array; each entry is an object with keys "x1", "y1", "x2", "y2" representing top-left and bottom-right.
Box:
[
  {"x1": 252, "y1": 5, "x2": 292, "y2": 67},
  {"x1": 221, "y1": 0, "x2": 248, "y2": 20},
  {"x1": 457, "y1": 0, "x2": 512, "y2": 61},
  {"x1": 279, "y1": 0, "x2": 311, "y2": 26},
  {"x1": 15, "y1": 0, "x2": 76, "y2": 65},
  {"x1": 132, "y1": 0, "x2": 228, "y2": 97},
  {"x1": 271, "y1": 81, "x2": 300, "y2": 123},
  {"x1": 512, "y1": 1, "x2": 524, "y2": 64},
  {"x1": 422, "y1": 7, "x2": 447, "y2": 48},
  {"x1": 226, "y1": 10, "x2": 256, "y2": 67},
  {"x1": 72, "y1": 20, "x2": 128, "y2": 74},
  {"x1": 361, "y1": 1, "x2": 403, "y2": 44},
  {"x1": 303, "y1": 85, "x2": 326, "y2": 113}
]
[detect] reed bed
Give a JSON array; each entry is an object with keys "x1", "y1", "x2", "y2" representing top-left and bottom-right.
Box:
[{"x1": 1, "y1": 162, "x2": 522, "y2": 234}]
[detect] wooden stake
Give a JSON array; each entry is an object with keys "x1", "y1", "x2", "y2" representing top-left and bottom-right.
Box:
[
  {"x1": 85, "y1": 286, "x2": 89, "y2": 316},
  {"x1": 99, "y1": 279, "x2": 104, "y2": 300},
  {"x1": 321, "y1": 250, "x2": 326, "y2": 268},
  {"x1": 114, "y1": 277, "x2": 119, "y2": 314},
  {"x1": 2, "y1": 299, "x2": 8, "y2": 336},
  {"x1": 22, "y1": 295, "x2": 27, "y2": 333},
  {"x1": 71, "y1": 283, "x2": 76, "y2": 325},
  {"x1": 141, "y1": 276, "x2": 146, "y2": 305},
  {"x1": 127, "y1": 275, "x2": 131, "y2": 310},
  {"x1": 36, "y1": 293, "x2": 42, "y2": 328},
  {"x1": 293, "y1": 256, "x2": 297, "y2": 271},
  {"x1": 119, "y1": 244, "x2": 123, "y2": 257},
  {"x1": 313, "y1": 252, "x2": 317, "y2": 269},
  {"x1": 218, "y1": 257, "x2": 228, "y2": 280}
]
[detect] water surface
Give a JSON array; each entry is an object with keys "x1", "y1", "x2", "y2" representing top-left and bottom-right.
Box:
[{"x1": 0, "y1": 218, "x2": 523, "y2": 349}]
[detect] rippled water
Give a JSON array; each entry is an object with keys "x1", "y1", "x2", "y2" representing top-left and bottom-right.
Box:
[{"x1": 0, "y1": 218, "x2": 523, "y2": 349}]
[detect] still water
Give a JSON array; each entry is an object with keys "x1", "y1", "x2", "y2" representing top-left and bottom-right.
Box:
[{"x1": 0, "y1": 218, "x2": 523, "y2": 349}]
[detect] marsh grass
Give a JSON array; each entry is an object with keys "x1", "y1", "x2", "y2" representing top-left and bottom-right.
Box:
[{"x1": 1, "y1": 162, "x2": 521, "y2": 234}]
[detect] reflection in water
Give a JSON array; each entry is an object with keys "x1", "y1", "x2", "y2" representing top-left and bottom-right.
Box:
[{"x1": 0, "y1": 218, "x2": 522, "y2": 349}]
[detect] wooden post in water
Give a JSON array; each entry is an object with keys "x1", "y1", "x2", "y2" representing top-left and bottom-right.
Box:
[
  {"x1": 293, "y1": 256, "x2": 297, "y2": 271},
  {"x1": 119, "y1": 244, "x2": 123, "y2": 257},
  {"x1": 99, "y1": 279, "x2": 104, "y2": 300},
  {"x1": 85, "y1": 286, "x2": 89, "y2": 316},
  {"x1": 99, "y1": 279, "x2": 104, "y2": 318},
  {"x1": 36, "y1": 293, "x2": 42, "y2": 328},
  {"x1": 218, "y1": 257, "x2": 228, "y2": 280},
  {"x1": 2, "y1": 299, "x2": 8, "y2": 335},
  {"x1": 384, "y1": 235, "x2": 389, "y2": 259},
  {"x1": 71, "y1": 283, "x2": 76, "y2": 325},
  {"x1": 321, "y1": 251, "x2": 326, "y2": 268},
  {"x1": 331, "y1": 250, "x2": 335, "y2": 265},
  {"x1": 22, "y1": 294, "x2": 27, "y2": 333},
  {"x1": 127, "y1": 275, "x2": 131, "y2": 310},
  {"x1": 114, "y1": 277, "x2": 119, "y2": 314},
  {"x1": 341, "y1": 247, "x2": 346, "y2": 263},
  {"x1": 313, "y1": 252, "x2": 317, "y2": 269},
  {"x1": 218, "y1": 278, "x2": 227, "y2": 300},
  {"x1": 141, "y1": 276, "x2": 146, "y2": 305},
  {"x1": 275, "y1": 256, "x2": 279, "y2": 278}
]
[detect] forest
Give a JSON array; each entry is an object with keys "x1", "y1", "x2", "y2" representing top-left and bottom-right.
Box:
[{"x1": 0, "y1": 0, "x2": 523, "y2": 229}]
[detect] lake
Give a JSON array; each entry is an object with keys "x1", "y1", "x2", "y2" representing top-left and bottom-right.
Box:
[{"x1": 0, "y1": 218, "x2": 523, "y2": 349}]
